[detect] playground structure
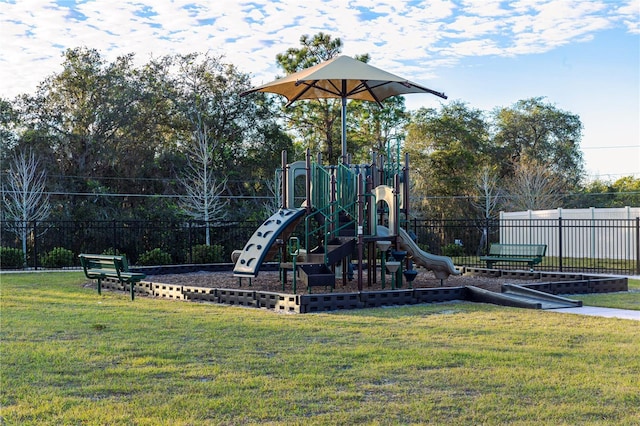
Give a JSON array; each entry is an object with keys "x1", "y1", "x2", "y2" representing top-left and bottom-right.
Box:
[{"x1": 233, "y1": 147, "x2": 461, "y2": 292}]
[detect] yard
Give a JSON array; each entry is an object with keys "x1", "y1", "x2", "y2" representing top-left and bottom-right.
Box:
[{"x1": 1, "y1": 272, "x2": 639, "y2": 425}]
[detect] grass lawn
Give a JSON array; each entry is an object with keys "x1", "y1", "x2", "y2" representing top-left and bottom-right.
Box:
[
  {"x1": 572, "y1": 278, "x2": 640, "y2": 310},
  {"x1": 1, "y1": 272, "x2": 639, "y2": 425}
]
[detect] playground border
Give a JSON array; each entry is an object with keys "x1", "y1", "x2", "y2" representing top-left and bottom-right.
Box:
[{"x1": 96, "y1": 266, "x2": 629, "y2": 314}]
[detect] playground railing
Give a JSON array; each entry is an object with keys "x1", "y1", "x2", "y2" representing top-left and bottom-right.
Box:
[
  {"x1": 311, "y1": 163, "x2": 331, "y2": 209},
  {"x1": 305, "y1": 200, "x2": 358, "y2": 263}
]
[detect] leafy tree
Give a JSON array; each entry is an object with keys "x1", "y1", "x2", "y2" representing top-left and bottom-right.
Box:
[
  {"x1": 404, "y1": 101, "x2": 490, "y2": 218},
  {"x1": 17, "y1": 47, "x2": 173, "y2": 220},
  {"x1": 492, "y1": 97, "x2": 584, "y2": 186},
  {"x1": 581, "y1": 176, "x2": 640, "y2": 207},
  {"x1": 275, "y1": 33, "x2": 344, "y2": 164},
  {"x1": 165, "y1": 52, "x2": 290, "y2": 220},
  {"x1": 0, "y1": 98, "x2": 20, "y2": 164},
  {"x1": 275, "y1": 33, "x2": 408, "y2": 165},
  {"x1": 608, "y1": 177, "x2": 640, "y2": 207},
  {"x1": 348, "y1": 95, "x2": 409, "y2": 164},
  {"x1": 9, "y1": 48, "x2": 291, "y2": 223}
]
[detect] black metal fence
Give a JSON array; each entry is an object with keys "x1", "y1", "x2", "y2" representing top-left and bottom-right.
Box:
[
  {"x1": 2, "y1": 217, "x2": 639, "y2": 274},
  {"x1": 0, "y1": 220, "x2": 260, "y2": 267},
  {"x1": 408, "y1": 217, "x2": 640, "y2": 275}
]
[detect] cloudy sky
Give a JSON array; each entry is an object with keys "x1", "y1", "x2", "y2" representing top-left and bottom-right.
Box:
[{"x1": 1, "y1": 0, "x2": 638, "y2": 179}]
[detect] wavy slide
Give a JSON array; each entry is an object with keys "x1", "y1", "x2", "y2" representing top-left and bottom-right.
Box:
[{"x1": 377, "y1": 226, "x2": 461, "y2": 280}]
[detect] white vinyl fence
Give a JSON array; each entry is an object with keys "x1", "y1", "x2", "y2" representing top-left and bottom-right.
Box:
[{"x1": 499, "y1": 207, "x2": 640, "y2": 260}]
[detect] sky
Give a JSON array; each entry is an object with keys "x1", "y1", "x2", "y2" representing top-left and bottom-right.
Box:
[{"x1": 1, "y1": 0, "x2": 638, "y2": 181}]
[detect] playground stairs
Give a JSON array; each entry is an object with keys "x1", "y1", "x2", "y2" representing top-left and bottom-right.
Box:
[
  {"x1": 294, "y1": 237, "x2": 356, "y2": 288},
  {"x1": 326, "y1": 237, "x2": 356, "y2": 266},
  {"x1": 466, "y1": 284, "x2": 583, "y2": 310}
]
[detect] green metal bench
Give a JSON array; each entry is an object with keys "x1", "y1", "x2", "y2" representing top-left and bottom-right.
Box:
[
  {"x1": 480, "y1": 244, "x2": 547, "y2": 271},
  {"x1": 79, "y1": 254, "x2": 146, "y2": 300}
]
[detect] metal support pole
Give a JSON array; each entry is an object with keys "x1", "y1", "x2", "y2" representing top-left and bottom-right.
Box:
[
  {"x1": 403, "y1": 153, "x2": 410, "y2": 221},
  {"x1": 305, "y1": 148, "x2": 312, "y2": 214},
  {"x1": 341, "y1": 91, "x2": 347, "y2": 164},
  {"x1": 636, "y1": 217, "x2": 640, "y2": 275},
  {"x1": 381, "y1": 251, "x2": 386, "y2": 289},
  {"x1": 281, "y1": 150, "x2": 288, "y2": 209},
  {"x1": 289, "y1": 237, "x2": 299, "y2": 294},
  {"x1": 357, "y1": 173, "x2": 364, "y2": 291},
  {"x1": 330, "y1": 171, "x2": 337, "y2": 235}
]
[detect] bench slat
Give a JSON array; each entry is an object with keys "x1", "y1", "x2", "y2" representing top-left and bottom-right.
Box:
[{"x1": 481, "y1": 243, "x2": 547, "y2": 270}]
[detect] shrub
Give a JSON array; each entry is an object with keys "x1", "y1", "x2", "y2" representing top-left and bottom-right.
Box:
[
  {"x1": 442, "y1": 243, "x2": 464, "y2": 257},
  {"x1": 40, "y1": 247, "x2": 75, "y2": 268},
  {"x1": 417, "y1": 243, "x2": 430, "y2": 253},
  {"x1": 137, "y1": 248, "x2": 172, "y2": 266},
  {"x1": 0, "y1": 247, "x2": 25, "y2": 269},
  {"x1": 191, "y1": 244, "x2": 225, "y2": 264}
]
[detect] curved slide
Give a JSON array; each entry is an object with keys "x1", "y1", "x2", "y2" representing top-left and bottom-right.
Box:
[
  {"x1": 233, "y1": 208, "x2": 306, "y2": 278},
  {"x1": 377, "y1": 226, "x2": 461, "y2": 280}
]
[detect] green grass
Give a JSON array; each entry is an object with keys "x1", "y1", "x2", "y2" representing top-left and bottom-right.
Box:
[
  {"x1": 572, "y1": 278, "x2": 640, "y2": 310},
  {"x1": 1, "y1": 272, "x2": 639, "y2": 425}
]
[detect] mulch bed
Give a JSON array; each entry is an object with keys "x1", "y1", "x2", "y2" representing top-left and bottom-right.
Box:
[{"x1": 146, "y1": 267, "x2": 515, "y2": 295}]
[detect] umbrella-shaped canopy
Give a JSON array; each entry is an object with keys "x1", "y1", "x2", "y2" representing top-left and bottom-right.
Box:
[{"x1": 241, "y1": 55, "x2": 447, "y2": 160}]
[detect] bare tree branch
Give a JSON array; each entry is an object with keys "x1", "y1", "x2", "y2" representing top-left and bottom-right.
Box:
[
  {"x1": 503, "y1": 160, "x2": 564, "y2": 211},
  {"x1": 2, "y1": 150, "x2": 51, "y2": 266},
  {"x1": 178, "y1": 125, "x2": 228, "y2": 245}
]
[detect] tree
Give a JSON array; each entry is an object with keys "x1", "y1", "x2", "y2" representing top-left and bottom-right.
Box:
[
  {"x1": 348, "y1": 95, "x2": 409, "y2": 164},
  {"x1": 472, "y1": 165, "x2": 502, "y2": 219},
  {"x1": 275, "y1": 33, "x2": 343, "y2": 163},
  {"x1": 17, "y1": 47, "x2": 174, "y2": 220},
  {"x1": 0, "y1": 98, "x2": 20, "y2": 164},
  {"x1": 581, "y1": 176, "x2": 640, "y2": 207},
  {"x1": 169, "y1": 54, "x2": 271, "y2": 185},
  {"x1": 502, "y1": 160, "x2": 565, "y2": 211},
  {"x1": 492, "y1": 97, "x2": 584, "y2": 186},
  {"x1": 1, "y1": 150, "x2": 51, "y2": 266},
  {"x1": 178, "y1": 127, "x2": 228, "y2": 245},
  {"x1": 275, "y1": 33, "x2": 409, "y2": 164},
  {"x1": 404, "y1": 101, "x2": 490, "y2": 218},
  {"x1": 471, "y1": 165, "x2": 502, "y2": 255},
  {"x1": 166, "y1": 52, "x2": 287, "y2": 222}
]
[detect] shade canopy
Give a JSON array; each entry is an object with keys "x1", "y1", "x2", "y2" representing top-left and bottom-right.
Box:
[{"x1": 241, "y1": 55, "x2": 447, "y2": 160}]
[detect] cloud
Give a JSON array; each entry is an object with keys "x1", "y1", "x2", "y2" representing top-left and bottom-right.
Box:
[{"x1": 0, "y1": 0, "x2": 636, "y2": 99}]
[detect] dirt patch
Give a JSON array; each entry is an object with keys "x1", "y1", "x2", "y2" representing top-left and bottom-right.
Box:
[{"x1": 146, "y1": 267, "x2": 515, "y2": 295}]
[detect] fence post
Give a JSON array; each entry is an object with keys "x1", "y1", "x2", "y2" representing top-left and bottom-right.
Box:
[
  {"x1": 485, "y1": 217, "x2": 491, "y2": 256},
  {"x1": 32, "y1": 221, "x2": 39, "y2": 270},
  {"x1": 112, "y1": 220, "x2": 117, "y2": 252},
  {"x1": 188, "y1": 221, "x2": 193, "y2": 263},
  {"x1": 636, "y1": 217, "x2": 640, "y2": 275},
  {"x1": 558, "y1": 216, "x2": 563, "y2": 272}
]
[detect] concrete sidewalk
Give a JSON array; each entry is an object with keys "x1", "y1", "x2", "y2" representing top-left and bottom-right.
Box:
[{"x1": 552, "y1": 306, "x2": 640, "y2": 321}]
